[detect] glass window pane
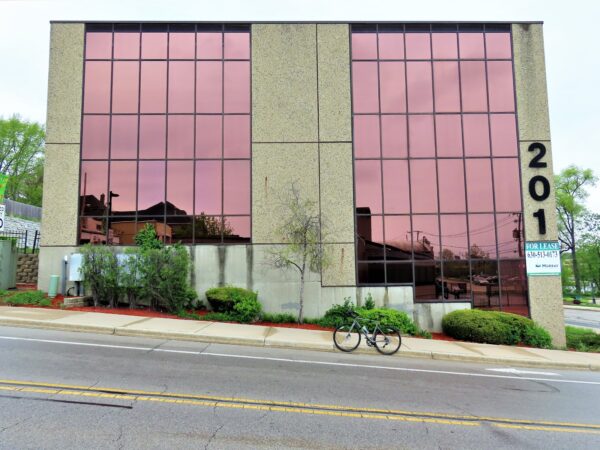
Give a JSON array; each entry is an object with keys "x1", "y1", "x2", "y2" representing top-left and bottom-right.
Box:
[
  {"x1": 497, "y1": 214, "x2": 522, "y2": 259},
  {"x1": 493, "y1": 158, "x2": 521, "y2": 212},
  {"x1": 469, "y1": 214, "x2": 497, "y2": 259},
  {"x1": 432, "y1": 33, "x2": 458, "y2": 59},
  {"x1": 224, "y1": 32, "x2": 250, "y2": 59},
  {"x1": 352, "y1": 62, "x2": 379, "y2": 113},
  {"x1": 114, "y1": 32, "x2": 140, "y2": 59},
  {"x1": 486, "y1": 33, "x2": 512, "y2": 59},
  {"x1": 86, "y1": 32, "x2": 112, "y2": 59},
  {"x1": 387, "y1": 263, "x2": 413, "y2": 283},
  {"x1": 197, "y1": 32, "x2": 222, "y2": 59},
  {"x1": 408, "y1": 115, "x2": 435, "y2": 157},
  {"x1": 353, "y1": 115, "x2": 380, "y2": 158},
  {"x1": 168, "y1": 217, "x2": 194, "y2": 244},
  {"x1": 167, "y1": 115, "x2": 194, "y2": 159},
  {"x1": 355, "y1": 160, "x2": 382, "y2": 214},
  {"x1": 80, "y1": 161, "x2": 108, "y2": 216},
  {"x1": 223, "y1": 216, "x2": 251, "y2": 243},
  {"x1": 383, "y1": 160, "x2": 410, "y2": 214},
  {"x1": 441, "y1": 260, "x2": 470, "y2": 300},
  {"x1": 465, "y1": 159, "x2": 493, "y2": 212},
  {"x1": 433, "y1": 62, "x2": 460, "y2": 112},
  {"x1": 166, "y1": 161, "x2": 193, "y2": 216},
  {"x1": 463, "y1": 114, "x2": 490, "y2": 156},
  {"x1": 407, "y1": 62, "x2": 433, "y2": 113},
  {"x1": 405, "y1": 33, "x2": 431, "y2": 59},
  {"x1": 379, "y1": 62, "x2": 406, "y2": 113},
  {"x1": 139, "y1": 115, "x2": 166, "y2": 159},
  {"x1": 194, "y1": 215, "x2": 223, "y2": 243},
  {"x1": 384, "y1": 215, "x2": 412, "y2": 261},
  {"x1": 412, "y1": 215, "x2": 440, "y2": 259},
  {"x1": 490, "y1": 114, "x2": 517, "y2": 156},
  {"x1": 410, "y1": 160, "x2": 438, "y2": 213},
  {"x1": 140, "y1": 61, "x2": 167, "y2": 113},
  {"x1": 138, "y1": 161, "x2": 165, "y2": 214},
  {"x1": 435, "y1": 114, "x2": 462, "y2": 157},
  {"x1": 196, "y1": 61, "x2": 223, "y2": 113},
  {"x1": 195, "y1": 160, "x2": 222, "y2": 215},
  {"x1": 109, "y1": 161, "x2": 137, "y2": 215},
  {"x1": 169, "y1": 32, "x2": 195, "y2": 59},
  {"x1": 168, "y1": 61, "x2": 195, "y2": 113},
  {"x1": 112, "y1": 61, "x2": 139, "y2": 113},
  {"x1": 381, "y1": 115, "x2": 407, "y2": 158},
  {"x1": 415, "y1": 261, "x2": 442, "y2": 301},
  {"x1": 82, "y1": 115, "x2": 109, "y2": 159},
  {"x1": 356, "y1": 215, "x2": 384, "y2": 261},
  {"x1": 141, "y1": 32, "x2": 168, "y2": 59},
  {"x1": 487, "y1": 61, "x2": 515, "y2": 112},
  {"x1": 459, "y1": 32, "x2": 484, "y2": 58},
  {"x1": 440, "y1": 214, "x2": 469, "y2": 260},
  {"x1": 84, "y1": 61, "x2": 111, "y2": 113},
  {"x1": 460, "y1": 61, "x2": 487, "y2": 112},
  {"x1": 224, "y1": 61, "x2": 250, "y2": 113},
  {"x1": 499, "y1": 259, "x2": 528, "y2": 312},
  {"x1": 378, "y1": 33, "x2": 404, "y2": 59},
  {"x1": 223, "y1": 160, "x2": 250, "y2": 215},
  {"x1": 224, "y1": 115, "x2": 250, "y2": 158},
  {"x1": 472, "y1": 259, "x2": 499, "y2": 308},
  {"x1": 80, "y1": 217, "x2": 108, "y2": 245},
  {"x1": 352, "y1": 33, "x2": 377, "y2": 60},
  {"x1": 110, "y1": 115, "x2": 138, "y2": 159},
  {"x1": 358, "y1": 262, "x2": 385, "y2": 284},
  {"x1": 438, "y1": 159, "x2": 466, "y2": 213},
  {"x1": 196, "y1": 115, "x2": 222, "y2": 158}
]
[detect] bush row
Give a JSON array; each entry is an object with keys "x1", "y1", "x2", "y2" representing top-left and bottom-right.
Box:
[
  {"x1": 566, "y1": 326, "x2": 600, "y2": 352},
  {"x1": 0, "y1": 290, "x2": 50, "y2": 307}
]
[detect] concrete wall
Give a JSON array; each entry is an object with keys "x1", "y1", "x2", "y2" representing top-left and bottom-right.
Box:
[{"x1": 513, "y1": 23, "x2": 565, "y2": 347}]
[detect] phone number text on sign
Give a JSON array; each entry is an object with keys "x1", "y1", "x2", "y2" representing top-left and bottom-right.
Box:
[{"x1": 525, "y1": 241, "x2": 561, "y2": 276}]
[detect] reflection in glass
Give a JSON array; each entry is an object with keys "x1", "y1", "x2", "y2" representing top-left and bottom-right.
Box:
[
  {"x1": 223, "y1": 161, "x2": 250, "y2": 215},
  {"x1": 168, "y1": 61, "x2": 195, "y2": 113},
  {"x1": 435, "y1": 114, "x2": 462, "y2": 157},
  {"x1": 112, "y1": 62, "x2": 139, "y2": 113},
  {"x1": 224, "y1": 33, "x2": 250, "y2": 59},
  {"x1": 82, "y1": 116, "x2": 110, "y2": 159},
  {"x1": 460, "y1": 61, "x2": 487, "y2": 112},
  {"x1": 379, "y1": 62, "x2": 406, "y2": 113},
  {"x1": 465, "y1": 159, "x2": 493, "y2": 212},
  {"x1": 196, "y1": 115, "x2": 222, "y2": 158},
  {"x1": 169, "y1": 32, "x2": 195, "y2": 59},
  {"x1": 438, "y1": 159, "x2": 466, "y2": 213},
  {"x1": 487, "y1": 61, "x2": 515, "y2": 112},
  {"x1": 140, "y1": 61, "x2": 167, "y2": 113},
  {"x1": 79, "y1": 217, "x2": 108, "y2": 245},
  {"x1": 194, "y1": 214, "x2": 223, "y2": 243},
  {"x1": 415, "y1": 261, "x2": 442, "y2": 301},
  {"x1": 387, "y1": 263, "x2": 413, "y2": 283},
  {"x1": 168, "y1": 217, "x2": 194, "y2": 244},
  {"x1": 407, "y1": 62, "x2": 433, "y2": 112},
  {"x1": 412, "y1": 215, "x2": 440, "y2": 259},
  {"x1": 432, "y1": 33, "x2": 458, "y2": 59},
  {"x1": 110, "y1": 116, "x2": 138, "y2": 159},
  {"x1": 352, "y1": 62, "x2": 379, "y2": 113},
  {"x1": 381, "y1": 115, "x2": 407, "y2": 158},
  {"x1": 109, "y1": 161, "x2": 137, "y2": 215},
  {"x1": 197, "y1": 61, "x2": 222, "y2": 112},
  {"x1": 195, "y1": 161, "x2": 222, "y2": 215},
  {"x1": 384, "y1": 215, "x2": 411, "y2": 261},
  {"x1": 224, "y1": 115, "x2": 250, "y2": 158},
  {"x1": 468, "y1": 214, "x2": 497, "y2": 259},
  {"x1": 383, "y1": 160, "x2": 410, "y2": 214},
  {"x1": 433, "y1": 62, "x2": 460, "y2": 112},
  {"x1": 440, "y1": 214, "x2": 468, "y2": 259},
  {"x1": 141, "y1": 32, "x2": 168, "y2": 59},
  {"x1": 499, "y1": 259, "x2": 528, "y2": 313},
  {"x1": 490, "y1": 114, "x2": 517, "y2": 156},
  {"x1": 496, "y1": 213, "x2": 523, "y2": 259},
  {"x1": 139, "y1": 116, "x2": 166, "y2": 159},
  {"x1": 378, "y1": 33, "x2": 404, "y2": 60},
  {"x1": 114, "y1": 32, "x2": 140, "y2": 59},
  {"x1": 405, "y1": 33, "x2": 431, "y2": 59},
  {"x1": 441, "y1": 260, "x2": 470, "y2": 300},
  {"x1": 493, "y1": 159, "x2": 521, "y2": 212},
  {"x1": 408, "y1": 115, "x2": 435, "y2": 157},
  {"x1": 351, "y1": 33, "x2": 377, "y2": 60},
  {"x1": 223, "y1": 216, "x2": 251, "y2": 243},
  {"x1": 356, "y1": 215, "x2": 384, "y2": 261},
  {"x1": 137, "y1": 161, "x2": 165, "y2": 214},
  {"x1": 472, "y1": 259, "x2": 499, "y2": 308},
  {"x1": 463, "y1": 114, "x2": 490, "y2": 156},
  {"x1": 358, "y1": 262, "x2": 385, "y2": 284},
  {"x1": 224, "y1": 61, "x2": 250, "y2": 113},
  {"x1": 353, "y1": 115, "x2": 380, "y2": 158},
  {"x1": 410, "y1": 160, "x2": 438, "y2": 213},
  {"x1": 167, "y1": 115, "x2": 194, "y2": 159},
  {"x1": 355, "y1": 160, "x2": 382, "y2": 214},
  {"x1": 84, "y1": 61, "x2": 111, "y2": 113},
  {"x1": 458, "y1": 32, "x2": 484, "y2": 58},
  {"x1": 86, "y1": 32, "x2": 112, "y2": 59},
  {"x1": 485, "y1": 33, "x2": 512, "y2": 59},
  {"x1": 166, "y1": 161, "x2": 193, "y2": 215},
  {"x1": 197, "y1": 32, "x2": 222, "y2": 59},
  {"x1": 80, "y1": 161, "x2": 108, "y2": 216}
]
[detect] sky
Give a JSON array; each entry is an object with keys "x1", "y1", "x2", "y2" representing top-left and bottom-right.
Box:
[{"x1": 1, "y1": 0, "x2": 599, "y2": 211}]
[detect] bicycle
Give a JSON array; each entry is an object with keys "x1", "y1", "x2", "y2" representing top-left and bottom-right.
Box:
[{"x1": 333, "y1": 311, "x2": 402, "y2": 355}]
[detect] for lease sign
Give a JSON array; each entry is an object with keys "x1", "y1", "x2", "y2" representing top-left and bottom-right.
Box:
[{"x1": 525, "y1": 241, "x2": 561, "y2": 276}]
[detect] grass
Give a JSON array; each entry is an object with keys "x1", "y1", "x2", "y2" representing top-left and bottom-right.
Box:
[
  {"x1": 0, "y1": 290, "x2": 51, "y2": 307},
  {"x1": 563, "y1": 297, "x2": 600, "y2": 308},
  {"x1": 566, "y1": 326, "x2": 600, "y2": 352}
]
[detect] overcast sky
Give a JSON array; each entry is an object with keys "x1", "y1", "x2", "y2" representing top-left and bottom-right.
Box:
[{"x1": 1, "y1": 0, "x2": 599, "y2": 211}]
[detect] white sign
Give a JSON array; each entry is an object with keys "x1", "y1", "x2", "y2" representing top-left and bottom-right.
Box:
[
  {"x1": 0, "y1": 204, "x2": 5, "y2": 231},
  {"x1": 525, "y1": 241, "x2": 561, "y2": 276},
  {"x1": 69, "y1": 253, "x2": 83, "y2": 281}
]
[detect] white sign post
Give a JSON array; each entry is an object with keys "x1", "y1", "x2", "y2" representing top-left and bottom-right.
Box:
[
  {"x1": 525, "y1": 241, "x2": 561, "y2": 276},
  {"x1": 0, "y1": 204, "x2": 5, "y2": 231}
]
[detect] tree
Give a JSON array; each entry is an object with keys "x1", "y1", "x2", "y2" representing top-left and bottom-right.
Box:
[
  {"x1": 0, "y1": 116, "x2": 45, "y2": 206},
  {"x1": 267, "y1": 184, "x2": 330, "y2": 323},
  {"x1": 555, "y1": 166, "x2": 597, "y2": 293},
  {"x1": 576, "y1": 212, "x2": 600, "y2": 294}
]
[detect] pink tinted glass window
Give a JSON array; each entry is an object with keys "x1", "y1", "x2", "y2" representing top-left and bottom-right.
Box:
[
  {"x1": 139, "y1": 116, "x2": 166, "y2": 159},
  {"x1": 463, "y1": 114, "x2": 490, "y2": 156},
  {"x1": 378, "y1": 33, "x2": 404, "y2": 59},
  {"x1": 112, "y1": 61, "x2": 139, "y2": 113},
  {"x1": 490, "y1": 114, "x2": 517, "y2": 156},
  {"x1": 169, "y1": 33, "x2": 195, "y2": 59},
  {"x1": 438, "y1": 159, "x2": 466, "y2": 212},
  {"x1": 459, "y1": 33, "x2": 484, "y2": 58},
  {"x1": 432, "y1": 33, "x2": 458, "y2": 59},
  {"x1": 485, "y1": 33, "x2": 512, "y2": 59},
  {"x1": 435, "y1": 114, "x2": 462, "y2": 157},
  {"x1": 407, "y1": 62, "x2": 433, "y2": 112},
  {"x1": 460, "y1": 61, "x2": 487, "y2": 111},
  {"x1": 166, "y1": 161, "x2": 193, "y2": 215},
  {"x1": 433, "y1": 62, "x2": 460, "y2": 112},
  {"x1": 84, "y1": 61, "x2": 111, "y2": 113},
  {"x1": 141, "y1": 32, "x2": 168, "y2": 59},
  {"x1": 384, "y1": 215, "x2": 411, "y2": 249},
  {"x1": 410, "y1": 160, "x2": 438, "y2": 213},
  {"x1": 225, "y1": 216, "x2": 251, "y2": 240},
  {"x1": 466, "y1": 159, "x2": 493, "y2": 212},
  {"x1": 196, "y1": 61, "x2": 222, "y2": 113},
  {"x1": 412, "y1": 215, "x2": 440, "y2": 257},
  {"x1": 408, "y1": 115, "x2": 435, "y2": 157},
  {"x1": 383, "y1": 160, "x2": 410, "y2": 214},
  {"x1": 469, "y1": 214, "x2": 497, "y2": 258},
  {"x1": 352, "y1": 62, "x2": 379, "y2": 113},
  {"x1": 195, "y1": 161, "x2": 221, "y2": 215},
  {"x1": 82, "y1": 116, "x2": 109, "y2": 159},
  {"x1": 405, "y1": 33, "x2": 431, "y2": 59},
  {"x1": 224, "y1": 61, "x2": 250, "y2": 113},
  {"x1": 140, "y1": 61, "x2": 167, "y2": 113},
  {"x1": 111, "y1": 116, "x2": 138, "y2": 159},
  {"x1": 379, "y1": 62, "x2": 406, "y2": 113},
  {"x1": 355, "y1": 160, "x2": 382, "y2": 214},
  {"x1": 197, "y1": 33, "x2": 222, "y2": 59},
  {"x1": 80, "y1": 161, "x2": 108, "y2": 213},
  {"x1": 487, "y1": 61, "x2": 515, "y2": 111},
  {"x1": 113, "y1": 32, "x2": 140, "y2": 59},
  {"x1": 138, "y1": 161, "x2": 165, "y2": 212},
  {"x1": 224, "y1": 161, "x2": 250, "y2": 214},
  {"x1": 351, "y1": 33, "x2": 377, "y2": 60},
  {"x1": 167, "y1": 115, "x2": 194, "y2": 159},
  {"x1": 440, "y1": 214, "x2": 469, "y2": 257},
  {"x1": 493, "y1": 158, "x2": 521, "y2": 212},
  {"x1": 381, "y1": 115, "x2": 407, "y2": 158},
  {"x1": 224, "y1": 115, "x2": 250, "y2": 158},
  {"x1": 168, "y1": 61, "x2": 195, "y2": 113},
  {"x1": 353, "y1": 115, "x2": 380, "y2": 158},
  {"x1": 224, "y1": 33, "x2": 250, "y2": 59},
  {"x1": 109, "y1": 161, "x2": 137, "y2": 214},
  {"x1": 196, "y1": 115, "x2": 222, "y2": 158},
  {"x1": 496, "y1": 214, "x2": 521, "y2": 258},
  {"x1": 86, "y1": 32, "x2": 112, "y2": 59}
]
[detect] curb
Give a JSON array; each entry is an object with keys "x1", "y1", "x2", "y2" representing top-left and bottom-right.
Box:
[
  {"x1": 0, "y1": 317, "x2": 598, "y2": 371},
  {"x1": 563, "y1": 305, "x2": 600, "y2": 312}
]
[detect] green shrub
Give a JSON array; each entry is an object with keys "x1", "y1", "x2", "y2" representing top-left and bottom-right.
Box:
[
  {"x1": 205, "y1": 286, "x2": 261, "y2": 323},
  {"x1": 363, "y1": 293, "x2": 375, "y2": 310},
  {"x1": 81, "y1": 244, "x2": 120, "y2": 308},
  {"x1": 260, "y1": 312, "x2": 298, "y2": 324},
  {"x1": 3, "y1": 290, "x2": 50, "y2": 307},
  {"x1": 201, "y1": 312, "x2": 237, "y2": 322},
  {"x1": 319, "y1": 297, "x2": 356, "y2": 328},
  {"x1": 522, "y1": 324, "x2": 553, "y2": 349},
  {"x1": 566, "y1": 326, "x2": 600, "y2": 352}
]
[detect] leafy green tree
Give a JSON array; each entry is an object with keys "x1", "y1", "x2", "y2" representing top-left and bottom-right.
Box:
[
  {"x1": 0, "y1": 116, "x2": 45, "y2": 206},
  {"x1": 555, "y1": 166, "x2": 597, "y2": 293},
  {"x1": 576, "y1": 212, "x2": 600, "y2": 294}
]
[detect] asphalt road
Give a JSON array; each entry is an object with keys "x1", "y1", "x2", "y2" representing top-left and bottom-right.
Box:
[
  {"x1": 564, "y1": 307, "x2": 600, "y2": 330},
  {"x1": 0, "y1": 326, "x2": 599, "y2": 449}
]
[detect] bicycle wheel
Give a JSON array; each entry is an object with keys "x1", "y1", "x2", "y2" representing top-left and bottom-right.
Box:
[
  {"x1": 334, "y1": 325, "x2": 361, "y2": 352},
  {"x1": 373, "y1": 327, "x2": 401, "y2": 355}
]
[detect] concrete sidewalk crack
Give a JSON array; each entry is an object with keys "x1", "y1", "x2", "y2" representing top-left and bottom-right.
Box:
[{"x1": 204, "y1": 423, "x2": 224, "y2": 450}]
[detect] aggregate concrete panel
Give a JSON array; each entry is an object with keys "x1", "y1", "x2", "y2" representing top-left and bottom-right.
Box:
[
  {"x1": 413, "y1": 302, "x2": 471, "y2": 333},
  {"x1": 529, "y1": 276, "x2": 566, "y2": 347},
  {"x1": 265, "y1": 327, "x2": 333, "y2": 350},
  {"x1": 46, "y1": 23, "x2": 84, "y2": 145},
  {"x1": 317, "y1": 24, "x2": 352, "y2": 142},
  {"x1": 40, "y1": 144, "x2": 80, "y2": 246},
  {"x1": 37, "y1": 246, "x2": 78, "y2": 292},
  {"x1": 321, "y1": 243, "x2": 356, "y2": 287},
  {"x1": 252, "y1": 24, "x2": 318, "y2": 143},
  {"x1": 0, "y1": 306, "x2": 76, "y2": 321},
  {"x1": 193, "y1": 321, "x2": 271, "y2": 345},
  {"x1": 117, "y1": 317, "x2": 212, "y2": 334}
]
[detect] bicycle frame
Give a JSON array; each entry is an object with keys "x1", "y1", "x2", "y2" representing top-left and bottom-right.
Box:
[{"x1": 348, "y1": 317, "x2": 382, "y2": 345}]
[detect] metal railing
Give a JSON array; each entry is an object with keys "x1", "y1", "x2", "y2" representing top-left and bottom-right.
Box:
[
  {"x1": 4, "y1": 199, "x2": 42, "y2": 221},
  {"x1": 0, "y1": 230, "x2": 40, "y2": 254}
]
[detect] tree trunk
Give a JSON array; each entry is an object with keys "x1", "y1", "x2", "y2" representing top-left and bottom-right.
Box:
[
  {"x1": 571, "y1": 230, "x2": 581, "y2": 294},
  {"x1": 298, "y1": 270, "x2": 305, "y2": 324}
]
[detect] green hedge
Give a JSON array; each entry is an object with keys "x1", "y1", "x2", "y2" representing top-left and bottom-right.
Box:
[
  {"x1": 566, "y1": 326, "x2": 600, "y2": 352},
  {"x1": 442, "y1": 309, "x2": 552, "y2": 348},
  {"x1": 1, "y1": 290, "x2": 50, "y2": 307},
  {"x1": 205, "y1": 286, "x2": 261, "y2": 323}
]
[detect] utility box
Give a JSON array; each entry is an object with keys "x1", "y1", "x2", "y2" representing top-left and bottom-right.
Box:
[{"x1": 0, "y1": 239, "x2": 18, "y2": 290}]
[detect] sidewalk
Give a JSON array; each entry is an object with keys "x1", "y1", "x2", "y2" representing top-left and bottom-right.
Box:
[{"x1": 1, "y1": 306, "x2": 599, "y2": 371}]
